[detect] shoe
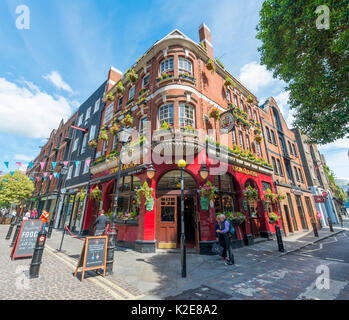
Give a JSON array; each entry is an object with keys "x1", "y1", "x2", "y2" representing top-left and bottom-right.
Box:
[
  {"x1": 221, "y1": 257, "x2": 225, "y2": 261},
  {"x1": 225, "y1": 261, "x2": 233, "y2": 265}
]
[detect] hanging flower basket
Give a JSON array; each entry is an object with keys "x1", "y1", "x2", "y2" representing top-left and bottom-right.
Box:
[
  {"x1": 224, "y1": 76, "x2": 235, "y2": 88},
  {"x1": 226, "y1": 211, "x2": 246, "y2": 225},
  {"x1": 255, "y1": 135, "x2": 263, "y2": 143},
  {"x1": 209, "y1": 108, "x2": 220, "y2": 121},
  {"x1": 243, "y1": 185, "x2": 259, "y2": 205},
  {"x1": 98, "y1": 131, "x2": 109, "y2": 141},
  {"x1": 121, "y1": 115, "x2": 133, "y2": 127},
  {"x1": 206, "y1": 59, "x2": 216, "y2": 72},
  {"x1": 264, "y1": 188, "x2": 277, "y2": 203},
  {"x1": 268, "y1": 212, "x2": 280, "y2": 223},
  {"x1": 276, "y1": 192, "x2": 286, "y2": 202},
  {"x1": 200, "y1": 181, "x2": 217, "y2": 201},
  {"x1": 88, "y1": 140, "x2": 98, "y2": 149},
  {"x1": 109, "y1": 124, "x2": 120, "y2": 136},
  {"x1": 115, "y1": 82, "x2": 126, "y2": 95},
  {"x1": 247, "y1": 95, "x2": 254, "y2": 103},
  {"x1": 105, "y1": 92, "x2": 114, "y2": 101},
  {"x1": 90, "y1": 187, "x2": 102, "y2": 202},
  {"x1": 77, "y1": 188, "x2": 87, "y2": 201},
  {"x1": 135, "y1": 181, "x2": 154, "y2": 212},
  {"x1": 126, "y1": 69, "x2": 138, "y2": 83}
]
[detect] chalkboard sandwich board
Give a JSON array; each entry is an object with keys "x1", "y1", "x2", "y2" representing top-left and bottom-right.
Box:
[
  {"x1": 74, "y1": 236, "x2": 108, "y2": 281},
  {"x1": 10, "y1": 220, "x2": 43, "y2": 260}
]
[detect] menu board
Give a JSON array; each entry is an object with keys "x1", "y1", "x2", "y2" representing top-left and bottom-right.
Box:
[
  {"x1": 10, "y1": 220, "x2": 42, "y2": 260},
  {"x1": 74, "y1": 236, "x2": 107, "y2": 281}
]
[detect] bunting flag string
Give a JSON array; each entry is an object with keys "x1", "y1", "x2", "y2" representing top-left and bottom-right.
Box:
[{"x1": 0, "y1": 159, "x2": 92, "y2": 171}]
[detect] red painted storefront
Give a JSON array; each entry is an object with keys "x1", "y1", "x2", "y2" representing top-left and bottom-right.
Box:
[{"x1": 82, "y1": 149, "x2": 281, "y2": 254}]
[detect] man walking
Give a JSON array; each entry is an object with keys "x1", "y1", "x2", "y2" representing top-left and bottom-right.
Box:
[{"x1": 93, "y1": 210, "x2": 108, "y2": 236}]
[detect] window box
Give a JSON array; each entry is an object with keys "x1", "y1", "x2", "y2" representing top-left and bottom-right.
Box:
[
  {"x1": 115, "y1": 219, "x2": 139, "y2": 226},
  {"x1": 126, "y1": 98, "x2": 134, "y2": 105},
  {"x1": 178, "y1": 73, "x2": 196, "y2": 83},
  {"x1": 156, "y1": 72, "x2": 174, "y2": 83},
  {"x1": 139, "y1": 88, "x2": 149, "y2": 97}
]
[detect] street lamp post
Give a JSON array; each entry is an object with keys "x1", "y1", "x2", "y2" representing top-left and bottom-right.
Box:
[
  {"x1": 106, "y1": 127, "x2": 132, "y2": 276},
  {"x1": 47, "y1": 166, "x2": 68, "y2": 238},
  {"x1": 178, "y1": 159, "x2": 187, "y2": 278}
]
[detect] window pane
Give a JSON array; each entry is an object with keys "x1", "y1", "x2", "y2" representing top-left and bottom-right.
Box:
[
  {"x1": 159, "y1": 104, "x2": 174, "y2": 126},
  {"x1": 179, "y1": 104, "x2": 195, "y2": 127},
  {"x1": 160, "y1": 58, "x2": 174, "y2": 74},
  {"x1": 161, "y1": 206, "x2": 175, "y2": 222}
]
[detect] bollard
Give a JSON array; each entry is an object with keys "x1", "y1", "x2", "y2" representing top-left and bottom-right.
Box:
[
  {"x1": 29, "y1": 229, "x2": 47, "y2": 279},
  {"x1": 5, "y1": 217, "x2": 17, "y2": 240},
  {"x1": 10, "y1": 221, "x2": 22, "y2": 247},
  {"x1": 105, "y1": 225, "x2": 118, "y2": 276},
  {"x1": 275, "y1": 225, "x2": 285, "y2": 252},
  {"x1": 312, "y1": 222, "x2": 319, "y2": 237},
  {"x1": 327, "y1": 218, "x2": 334, "y2": 232}
]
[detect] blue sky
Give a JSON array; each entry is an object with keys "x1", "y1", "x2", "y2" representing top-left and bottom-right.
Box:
[{"x1": 0, "y1": 0, "x2": 348, "y2": 179}]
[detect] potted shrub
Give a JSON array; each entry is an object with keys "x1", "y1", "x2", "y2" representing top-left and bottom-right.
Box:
[
  {"x1": 88, "y1": 139, "x2": 98, "y2": 149},
  {"x1": 224, "y1": 76, "x2": 235, "y2": 88},
  {"x1": 268, "y1": 212, "x2": 280, "y2": 224},
  {"x1": 209, "y1": 107, "x2": 220, "y2": 121},
  {"x1": 206, "y1": 59, "x2": 216, "y2": 72},
  {"x1": 90, "y1": 187, "x2": 102, "y2": 202},
  {"x1": 264, "y1": 188, "x2": 277, "y2": 203},
  {"x1": 243, "y1": 185, "x2": 259, "y2": 205}
]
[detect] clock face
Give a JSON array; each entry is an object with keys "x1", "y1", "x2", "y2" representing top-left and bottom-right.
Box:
[{"x1": 220, "y1": 111, "x2": 235, "y2": 133}]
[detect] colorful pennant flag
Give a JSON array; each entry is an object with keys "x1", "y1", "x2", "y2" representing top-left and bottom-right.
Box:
[
  {"x1": 43, "y1": 172, "x2": 47, "y2": 178},
  {"x1": 40, "y1": 162, "x2": 46, "y2": 170},
  {"x1": 16, "y1": 162, "x2": 22, "y2": 167},
  {"x1": 86, "y1": 159, "x2": 91, "y2": 167},
  {"x1": 63, "y1": 161, "x2": 69, "y2": 166},
  {"x1": 75, "y1": 161, "x2": 80, "y2": 166},
  {"x1": 52, "y1": 162, "x2": 57, "y2": 169},
  {"x1": 49, "y1": 175, "x2": 53, "y2": 180},
  {"x1": 10, "y1": 171, "x2": 14, "y2": 176},
  {"x1": 28, "y1": 162, "x2": 33, "y2": 169},
  {"x1": 4, "y1": 161, "x2": 9, "y2": 168},
  {"x1": 56, "y1": 174, "x2": 60, "y2": 179}
]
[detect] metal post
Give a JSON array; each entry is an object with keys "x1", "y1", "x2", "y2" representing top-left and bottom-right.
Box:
[
  {"x1": 327, "y1": 217, "x2": 334, "y2": 232},
  {"x1": 106, "y1": 151, "x2": 123, "y2": 276},
  {"x1": 47, "y1": 175, "x2": 64, "y2": 238},
  {"x1": 275, "y1": 225, "x2": 285, "y2": 252},
  {"x1": 312, "y1": 221, "x2": 319, "y2": 237},
  {"x1": 180, "y1": 167, "x2": 186, "y2": 278},
  {"x1": 29, "y1": 229, "x2": 47, "y2": 279},
  {"x1": 5, "y1": 217, "x2": 17, "y2": 240},
  {"x1": 10, "y1": 219, "x2": 22, "y2": 247}
]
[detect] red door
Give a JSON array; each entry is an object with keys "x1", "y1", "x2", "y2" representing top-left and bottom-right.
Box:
[{"x1": 156, "y1": 197, "x2": 177, "y2": 248}]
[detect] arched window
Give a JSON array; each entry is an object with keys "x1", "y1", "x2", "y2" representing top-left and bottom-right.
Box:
[
  {"x1": 272, "y1": 107, "x2": 283, "y2": 132},
  {"x1": 178, "y1": 57, "x2": 193, "y2": 75},
  {"x1": 213, "y1": 174, "x2": 239, "y2": 214},
  {"x1": 159, "y1": 103, "x2": 174, "y2": 127},
  {"x1": 160, "y1": 58, "x2": 174, "y2": 74},
  {"x1": 179, "y1": 103, "x2": 195, "y2": 127},
  {"x1": 157, "y1": 170, "x2": 197, "y2": 190}
]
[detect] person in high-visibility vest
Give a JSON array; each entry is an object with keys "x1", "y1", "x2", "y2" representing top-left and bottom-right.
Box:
[{"x1": 40, "y1": 210, "x2": 50, "y2": 231}]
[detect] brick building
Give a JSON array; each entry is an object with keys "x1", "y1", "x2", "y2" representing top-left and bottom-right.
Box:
[
  {"x1": 292, "y1": 128, "x2": 340, "y2": 226},
  {"x1": 258, "y1": 97, "x2": 318, "y2": 236},
  {"x1": 83, "y1": 25, "x2": 282, "y2": 253}
]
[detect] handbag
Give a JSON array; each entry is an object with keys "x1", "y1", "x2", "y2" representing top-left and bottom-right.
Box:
[{"x1": 211, "y1": 243, "x2": 224, "y2": 256}]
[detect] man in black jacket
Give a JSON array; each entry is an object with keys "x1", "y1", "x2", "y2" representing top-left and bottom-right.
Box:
[{"x1": 93, "y1": 210, "x2": 108, "y2": 236}]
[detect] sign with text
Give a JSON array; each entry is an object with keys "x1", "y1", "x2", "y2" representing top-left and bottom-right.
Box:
[
  {"x1": 10, "y1": 220, "x2": 42, "y2": 260},
  {"x1": 74, "y1": 236, "x2": 108, "y2": 281},
  {"x1": 314, "y1": 195, "x2": 325, "y2": 203}
]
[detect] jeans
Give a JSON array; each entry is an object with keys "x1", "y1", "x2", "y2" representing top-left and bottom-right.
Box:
[{"x1": 219, "y1": 233, "x2": 234, "y2": 263}]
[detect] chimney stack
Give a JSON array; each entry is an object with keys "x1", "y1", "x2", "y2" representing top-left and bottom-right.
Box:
[
  {"x1": 199, "y1": 23, "x2": 213, "y2": 59},
  {"x1": 106, "y1": 66, "x2": 123, "y2": 92}
]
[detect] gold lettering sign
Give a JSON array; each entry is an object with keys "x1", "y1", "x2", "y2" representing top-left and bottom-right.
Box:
[
  {"x1": 110, "y1": 161, "x2": 138, "y2": 174},
  {"x1": 233, "y1": 166, "x2": 258, "y2": 177}
]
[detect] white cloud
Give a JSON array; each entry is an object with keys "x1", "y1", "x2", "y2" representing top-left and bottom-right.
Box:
[
  {"x1": 321, "y1": 150, "x2": 349, "y2": 180},
  {"x1": 0, "y1": 77, "x2": 73, "y2": 139},
  {"x1": 43, "y1": 71, "x2": 73, "y2": 94},
  {"x1": 238, "y1": 61, "x2": 277, "y2": 92},
  {"x1": 318, "y1": 139, "x2": 349, "y2": 152}
]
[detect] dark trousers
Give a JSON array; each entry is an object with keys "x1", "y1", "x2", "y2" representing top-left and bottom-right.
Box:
[{"x1": 219, "y1": 233, "x2": 234, "y2": 263}]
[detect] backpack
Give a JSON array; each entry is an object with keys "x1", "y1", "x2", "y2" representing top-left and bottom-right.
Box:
[{"x1": 228, "y1": 221, "x2": 235, "y2": 236}]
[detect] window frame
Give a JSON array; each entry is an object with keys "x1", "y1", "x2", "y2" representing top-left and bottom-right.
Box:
[
  {"x1": 160, "y1": 57, "x2": 174, "y2": 74},
  {"x1": 158, "y1": 103, "x2": 174, "y2": 127},
  {"x1": 178, "y1": 103, "x2": 195, "y2": 128},
  {"x1": 178, "y1": 57, "x2": 193, "y2": 75}
]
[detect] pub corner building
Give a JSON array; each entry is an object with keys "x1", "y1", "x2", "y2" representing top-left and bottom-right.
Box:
[{"x1": 70, "y1": 25, "x2": 318, "y2": 254}]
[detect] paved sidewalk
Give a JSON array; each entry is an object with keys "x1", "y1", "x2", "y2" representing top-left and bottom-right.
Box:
[{"x1": 43, "y1": 220, "x2": 347, "y2": 299}]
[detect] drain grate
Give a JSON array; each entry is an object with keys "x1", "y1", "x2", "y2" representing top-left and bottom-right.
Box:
[{"x1": 166, "y1": 285, "x2": 231, "y2": 300}]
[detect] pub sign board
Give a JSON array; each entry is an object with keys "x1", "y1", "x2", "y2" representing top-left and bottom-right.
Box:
[
  {"x1": 74, "y1": 236, "x2": 108, "y2": 281},
  {"x1": 10, "y1": 220, "x2": 43, "y2": 260}
]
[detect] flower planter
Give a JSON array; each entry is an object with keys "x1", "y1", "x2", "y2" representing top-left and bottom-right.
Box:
[{"x1": 115, "y1": 219, "x2": 139, "y2": 226}]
